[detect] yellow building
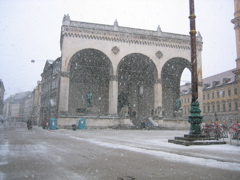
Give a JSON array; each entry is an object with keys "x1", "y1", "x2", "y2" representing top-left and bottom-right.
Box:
[
  {"x1": 180, "y1": 83, "x2": 191, "y2": 118},
  {"x1": 232, "y1": 0, "x2": 240, "y2": 120},
  {"x1": 181, "y1": 69, "x2": 238, "y2": 125}
]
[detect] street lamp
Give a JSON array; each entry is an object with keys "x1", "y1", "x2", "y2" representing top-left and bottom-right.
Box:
[
  {"x1": 188, "y1": 0, "x2": 203, "y2": 134},
  {"x1": 30, "y1": 59, "x2": 47, "y2": 126},
  {"x1": 31, "y1": 59, "x2": 45, "y2": 63}
]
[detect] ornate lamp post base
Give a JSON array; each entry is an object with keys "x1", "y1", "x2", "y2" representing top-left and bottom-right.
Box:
[
  {"x1": 188, "y1": 101, "x2": 203, "y2": 134},
  {"x1": 168, "y1": 101, "x2": 226, "y2": 146}
]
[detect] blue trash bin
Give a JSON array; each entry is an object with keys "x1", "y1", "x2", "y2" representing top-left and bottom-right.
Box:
[
  {"x1": 78, "y1": 119, "x2": 86, "y2": 129},
  {"x1": 49, "y1": 118, "x2": 57, "y2": 130}
]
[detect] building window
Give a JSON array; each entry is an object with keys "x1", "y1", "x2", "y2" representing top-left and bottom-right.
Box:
[
  {"x1": 212, "y1": 92, "x2": 214, "y2": 99},
  {"x1": 228, "y1": 89, "x2": 231, "y2": 96},
  {"x1": 203, "y1": 94, "x2": 205, "y2": 100},
  {"x1": 203, "y1": 106, "x2": 205, "y2": 113},
  {"x1": 234, "y1": 88, "x2": 238, "y2": 95},
  {"x1": 217, "y1": 91, "x2": 220, "y2": 98},
  {"x1": 228, "y1": 103, "x2": 232, "y2": 112},
  {"x1": 212, "y1": 104, "x2": 215, "y2": 112},
  {"x1": 223, "y1": 103, "x2": 226, "y2": 112},
  {"x1": 217, "y1": 104, "x2": 220, "y2": 112},
  {"x1": 52, "y1": 80, "x2": 56, "y2": 89},
  {"x1": 207, "y1": 94, "x2": 210, "y2": 100},
  {"x1": 235, "y1": 102, "x2": 238, "y2": 111},
  {"x1": 222, "y1": 90, "x2": 225, "y2": 97},
  {"x1": 207, "y1": 105, "x2": 210, "y2": 112}
]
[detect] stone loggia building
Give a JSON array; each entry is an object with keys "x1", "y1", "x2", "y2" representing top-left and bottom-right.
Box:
[{"x1": 56, "y1": 14, "x2": 203, "y2": 128}]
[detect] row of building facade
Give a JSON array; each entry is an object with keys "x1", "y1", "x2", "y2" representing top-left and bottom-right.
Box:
[
  {"x1": 2, "y1": 58, "x2": 61, "y2": 125},
  {"x1": 180, "y1": 69, "x2": 239, "y2": 125},
  {"x1": 1, "y1": 66, "x2": 238, "y2": 126}
]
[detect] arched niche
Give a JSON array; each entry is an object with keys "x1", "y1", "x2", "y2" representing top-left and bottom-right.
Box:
[
  {"x1": 117, "y1": 53, "x2": 158, "y2": 118},
  {"x1": 68, "y1": 48, "x2": 113, "y2": 115},
  {"x1": 161, "y1": 57, "x2": 191, "y2": 118}
]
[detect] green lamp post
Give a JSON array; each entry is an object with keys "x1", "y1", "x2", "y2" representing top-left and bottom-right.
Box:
[{"x1": 188, "y1": 0, "x2": 203, "y2": 134}]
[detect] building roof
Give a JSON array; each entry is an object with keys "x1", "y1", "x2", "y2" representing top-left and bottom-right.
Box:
[
  {"x1": 180, "y1": 69, "x2": 237, "y2": 95},
  {"x1": 202, "y1": 69, "x2": 236, "y2": 89},
  {"x1": 5, "y1": 91, "x2": 32, "y2": 103},
  {"x1": 180, "y1": 83, "x2": 191, "y2": 95}
]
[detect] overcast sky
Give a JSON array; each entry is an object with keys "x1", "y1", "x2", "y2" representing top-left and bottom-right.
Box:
[{"x1": 0, "y1": 0, "x2": 236, "y2": 99}]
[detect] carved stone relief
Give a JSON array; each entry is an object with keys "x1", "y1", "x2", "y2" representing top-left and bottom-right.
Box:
[
  {"x1": 112, "y1": 46, "x2": 120, "y2": 54},
  {"x1": 156, "y1": 51, "x2": 163, "y2": 59}
]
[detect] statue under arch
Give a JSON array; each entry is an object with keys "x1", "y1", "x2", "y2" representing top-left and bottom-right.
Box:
[{"x1": 68, "y1": 48, "x2": 113, "y2": 116}]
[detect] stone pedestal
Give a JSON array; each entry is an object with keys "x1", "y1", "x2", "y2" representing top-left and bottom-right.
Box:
[{"x1": 168, "y1": 134, "x2": 226, "y2": 146}]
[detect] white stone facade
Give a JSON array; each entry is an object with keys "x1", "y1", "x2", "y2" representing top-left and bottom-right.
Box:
[{"x1": 57, "y1": 14, "x2": 203, "y2": 128}]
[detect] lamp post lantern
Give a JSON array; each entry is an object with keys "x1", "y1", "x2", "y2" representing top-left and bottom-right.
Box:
[{"x1": 188, "y1": 0, "x2": 203, "y2": 134}]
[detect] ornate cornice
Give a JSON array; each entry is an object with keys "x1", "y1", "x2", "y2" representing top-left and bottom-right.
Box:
[
  {"x1": 62, "y1": 30, "x2": 195, "y2": 50},
  {"x1": 61, "y1": 20, "x2": 203, "y2": 51}
]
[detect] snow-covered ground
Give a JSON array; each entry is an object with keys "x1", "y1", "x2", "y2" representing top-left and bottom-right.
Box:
[
  {"x1": 1, "y1": 123, "x2": 240, "y2": 180},
  {"x1": 55, "y1": 127, "x2": 240, "y2": 171}
]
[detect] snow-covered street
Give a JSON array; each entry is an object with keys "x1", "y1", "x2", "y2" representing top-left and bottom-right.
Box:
[{"x1": 0, "y1": 123, "x2": 240, "y2": 180}]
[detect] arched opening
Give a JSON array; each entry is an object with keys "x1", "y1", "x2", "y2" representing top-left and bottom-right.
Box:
[
  {"x1": 68, "y1": 49, "x2": 113, "y2": 115},
  {"x1": 117, "y1": 53, "x2": 157, "y2": 119},
  {"x1": 181, "y1": 68, "x2": 191, "y2": 85},
  {"x1": 161, "y1": 57, "x2": 191, "y2": 118}
]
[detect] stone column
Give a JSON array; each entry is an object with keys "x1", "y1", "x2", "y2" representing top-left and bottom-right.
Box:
[
  {"x1": 154, "y1": 78, "x2": 162, "y2": 109},
  {"x1": 58, "y1": 72, "x2": 70, "y2": 115},
  {"x1": 232, "y1": 0, "x2": 240, "y2": 115},
  {"x1": 109, "y1": 75, "x2": 118, "y2": 116}
]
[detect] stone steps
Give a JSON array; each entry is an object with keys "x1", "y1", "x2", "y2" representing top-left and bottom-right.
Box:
[{"x1": 168, "y1": 134, "x2": 227, "y2": 146}]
